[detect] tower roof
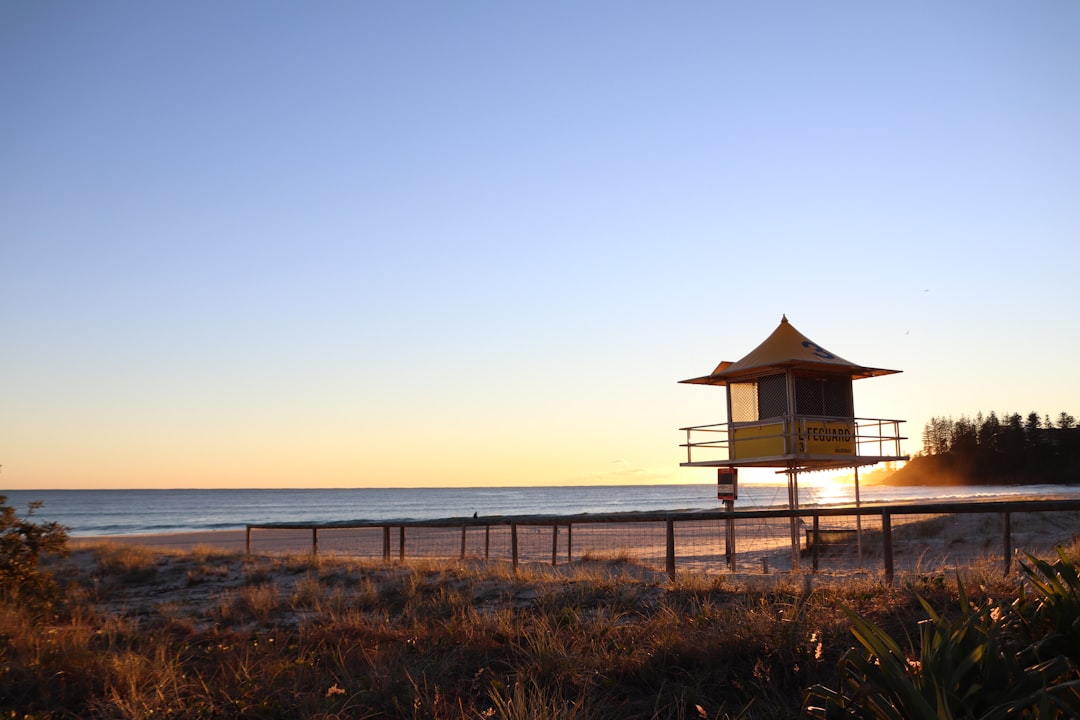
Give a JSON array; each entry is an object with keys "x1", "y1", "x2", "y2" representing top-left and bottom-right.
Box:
[{"x1": 679, "y1": 315, "x2": 900, "y2": 386}]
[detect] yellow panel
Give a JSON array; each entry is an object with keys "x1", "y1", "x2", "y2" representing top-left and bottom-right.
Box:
[
  {"x1": 796, "y1": 420, "x2": 855, "y2": 456},
  {"x1": 731, "y1": 419, "x2": 856, "y2": 459},
  {"x1": 731, "y1": 422, "x2": 787, "y2": 459}
]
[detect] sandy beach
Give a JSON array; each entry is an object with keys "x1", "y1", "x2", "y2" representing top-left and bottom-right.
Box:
[{"x1": 73, "y1": 529, "x2": 251, "y2": 552}]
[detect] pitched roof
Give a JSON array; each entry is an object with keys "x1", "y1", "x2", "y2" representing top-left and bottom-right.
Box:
[{"x1": 679, "y1": 315, "x2": 900, "y2": 386}]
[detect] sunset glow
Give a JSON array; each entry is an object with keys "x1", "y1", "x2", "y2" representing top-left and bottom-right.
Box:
[{"x1": 3, "y1": 4, "x2": 1079, "y2": 490}]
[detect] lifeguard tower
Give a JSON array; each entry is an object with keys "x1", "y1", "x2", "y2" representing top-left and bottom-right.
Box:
[{"x1": 679, "y1": 316, "x2": 907, "y2": 565}]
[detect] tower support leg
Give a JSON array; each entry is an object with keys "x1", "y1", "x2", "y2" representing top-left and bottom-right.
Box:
[{"x1": 788, "y1": 469, "x2": 801, "y2": 569}]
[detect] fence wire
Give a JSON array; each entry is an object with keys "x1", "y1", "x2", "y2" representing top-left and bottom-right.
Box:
[{"x1": 247, "y1": 503, "x2": 1080, "y2": 581}]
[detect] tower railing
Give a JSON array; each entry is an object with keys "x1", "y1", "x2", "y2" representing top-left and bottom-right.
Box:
[{"x1": 679, "y1": 415, "x2": 906, "y2": 467}]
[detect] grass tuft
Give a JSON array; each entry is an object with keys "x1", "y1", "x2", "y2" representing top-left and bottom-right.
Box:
[{"x1": 92, "y1": 541, "x2": 159, "y2": 581}]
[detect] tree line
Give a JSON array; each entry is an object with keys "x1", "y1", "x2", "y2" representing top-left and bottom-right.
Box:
[{"x1": 907, "y1": 410, "x2": 1080, "y2": 484}]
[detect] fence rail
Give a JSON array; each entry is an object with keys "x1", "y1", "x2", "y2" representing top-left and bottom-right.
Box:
[{"x1": 246, "y1": 498, "x2": 1080, "y2": 584}]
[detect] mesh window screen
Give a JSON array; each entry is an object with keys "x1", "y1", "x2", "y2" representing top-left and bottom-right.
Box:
[
  {"x1": 757, "y1": 374, "x2": 788, "y2": 419},
  {"x1": 823, "y1": 377, "x2": 853, "y2": 416},
  {"x1": 795, "y1": 376, "x2": 853, "y2": 417},
  {"x1": 729, "y1": 382, "x2": 759, "y2": 422},
  {"x1": 731, "y1": 374, "x2": 789, "y2": 422},
  {"x1": 795, "y1": 377, "x2": 824, "y2": 415}
]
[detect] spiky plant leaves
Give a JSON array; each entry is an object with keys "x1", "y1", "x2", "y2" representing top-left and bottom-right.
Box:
[
  {"x1": 804, "y1": 605, "x2": 937, "y2": 720},
  {"x1": 807, "y1": 553, "x2": 1080, "y2": 720},
  {"x1": 1016, "y1": 549, "x2": 1080, "y2": 667}
]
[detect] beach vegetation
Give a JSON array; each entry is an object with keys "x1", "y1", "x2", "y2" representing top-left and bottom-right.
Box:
[
  {"x1": 188, "y1": 543, "x2": 240, "y2": 563},
  {"x1": 804, "y1": 547, "x2": 1080, "y2": 718},
  {"x1": 185, "y1": 559, "x2": 232, "y2": 586},
  {"x1": 2, "y1": 537, "x2": 1079, "y2": 719},
  {"x1": 0, "y1": 495, "x2": 69, "y2": 609},
  {"x1": 92, "y1": 541, "x2": 158, "y2": 581}
]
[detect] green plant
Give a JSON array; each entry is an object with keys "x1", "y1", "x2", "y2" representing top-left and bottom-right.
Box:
[
  {"x1": 1012, "y1": 549, "x2": 1080, "y2": 667},
  {"x1": 0, "y1": 495, "x2": 69, "y2": 607},
  {"x1": 804, "y1": 550, "x2": 1080, "y2": 719}
]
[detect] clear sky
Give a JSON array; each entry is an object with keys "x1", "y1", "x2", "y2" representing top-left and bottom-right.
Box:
[{"x1": 3, "y1": 2, "x2": 1079, "y2": 490}]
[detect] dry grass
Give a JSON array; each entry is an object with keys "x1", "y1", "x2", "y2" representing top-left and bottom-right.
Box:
[
  {"x1": 92, "y1": 541, "x2": 159, "y2": 578},
  {"x1": 5, "y1": 537, "x2": 1078, "y2": 719}
]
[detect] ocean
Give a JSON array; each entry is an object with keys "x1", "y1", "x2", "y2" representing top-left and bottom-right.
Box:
[{"x1": 5, "y1": 483, "x2": 1080, "y2": 537}]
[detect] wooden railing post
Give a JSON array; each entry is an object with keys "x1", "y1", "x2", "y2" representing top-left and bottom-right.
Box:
[
  {"x1": 382, "y1": 526, "x2": 390, "y2": 562},
  {"x1": 724, "y1": 500, "x2": 736, "y2": 571},
  {"x1": 567, "y1": 524, "x2": 573, "y2": 563},
  {"x1": 399, "y1": 526, "x2": 405, "y2": 562},
  {"x1": 511, "y1": 523, "x2": 519, "y2": 571},
  {"x1": 551, "y1": 524, "x2": 559, "y2": 566},
  {"x1": 882, "y1": 511, "x2": 894, "y2": 585},
  {"x1": 460, "y1": 525, "x2": 467, "y2": 559},
  {"x1": 811, "y1": 514, "x2": 820, "y2": 572},
  {"x1": 484, "y1": 525, "x2": 490, "y2": 559},
  {"x1": 312, "y1": 527, "x2": 318, "y2": 555},
  {"x1": 246, "y1": 526, "x2": 251, "y2": 554},
  {"x1": 666, "y1": 517, "x2": 676, "y2": 580}
]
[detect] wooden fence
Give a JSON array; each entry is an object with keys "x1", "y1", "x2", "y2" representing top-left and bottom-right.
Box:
[{"x1": 246, "y1": 498, "x2": 1080, "y2": 584}]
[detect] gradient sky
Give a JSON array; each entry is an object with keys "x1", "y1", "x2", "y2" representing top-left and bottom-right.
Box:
[{"x1": 3, "y1": 2, "x2": 1079, "y2": 490}]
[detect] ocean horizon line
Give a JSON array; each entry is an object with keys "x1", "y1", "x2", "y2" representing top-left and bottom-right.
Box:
[
  {"x1": 5, "y1": 481, "x2": 738, "y2": 493},
  {"x1": 8, "y1": 483, "x2": 1079, "y2": 538}
]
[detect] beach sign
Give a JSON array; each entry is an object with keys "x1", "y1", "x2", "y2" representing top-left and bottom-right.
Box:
[{"x1": 717, "y1": 468, "x2": 737, "y2": 501}]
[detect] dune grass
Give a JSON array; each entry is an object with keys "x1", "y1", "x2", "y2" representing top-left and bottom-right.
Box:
[{"x1": 3, "y1": 540, "x2": 1078, "y2": 719}]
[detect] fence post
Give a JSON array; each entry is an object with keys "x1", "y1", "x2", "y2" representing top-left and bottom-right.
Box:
[
  {"x1": 882, "y1": 511, "x2": 894, "y2": 585},
  {"x1": 382, "y1": 526, "x2": 390, "y2": 562},
  {"x1": 724, "y1": 500, "x2": 736, "y2": 571},
  {"x1": 666, "y1": 517, "x2": 676, "y2": 580},
  {"x1": 460, "y1": 525, "x2": 467, "y2": 559},
  {"x1": 312, "y1": 527, "x2": 318, "y2": 555},
  {"x1": 246, "y1": 526, "x2": 251, "y2": 555},
  {"x1": 511, "y1": 523, "x2": 519, "y2": 571},
  {"x1": 811, "y1": 514, "x2": 820, "y2": 572},
  {"x1": 399, "y1": 526, "x2": 405, "y2": 562},
  {"x1": 1002, "y1": 512, "x2": 1012, "y2": 576},
  {"x1": 551, "y1": 524, "x2": 559, "y2": 566},
  {"x1": 485, "y1": 525, "x2": 490, "y2": 559},
  {"x1": 567, "y1": 523, "x2": 573, "y2": 563}
]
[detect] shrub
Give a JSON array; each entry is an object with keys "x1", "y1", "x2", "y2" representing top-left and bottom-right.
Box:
[
  {"x1": 804, "y1": 548, "x2": 1080, "y2": 719},
  {"x1": 0, "y1": 496, "x2": 69, "y2": 608}
]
